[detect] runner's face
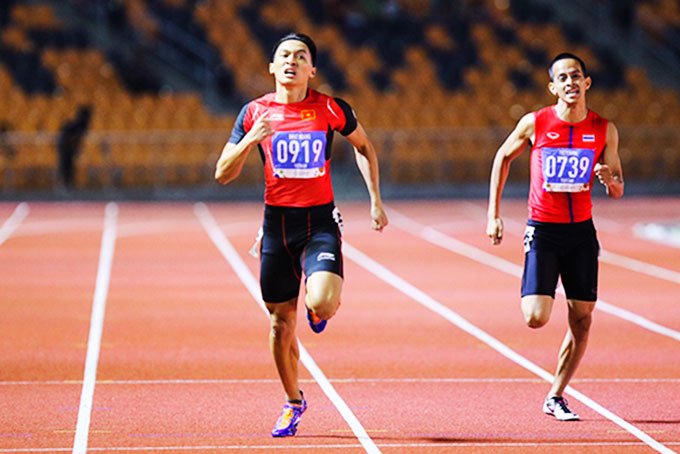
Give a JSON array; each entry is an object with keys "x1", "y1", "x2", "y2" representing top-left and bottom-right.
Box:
[
  {"x1": 548, "y1": 58, "x2": 591, "y2": 104},
  {"x1": 269, "y1": 40, "x2": 316, "y2": 86}
]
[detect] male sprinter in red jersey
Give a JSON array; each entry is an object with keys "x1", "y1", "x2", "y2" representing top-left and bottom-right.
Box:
[
  {"x1": 487, "y1": 53, "x2": 624, "y2": 421},
  {"x1": 215, "y1": 33, "x2": 388, "y2": 437}
]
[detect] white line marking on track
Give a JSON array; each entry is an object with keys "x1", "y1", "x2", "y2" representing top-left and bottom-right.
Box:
[
  {"x1": 389, "y1": 208, "x2": 680, "y2": 342},
  {"x1": 11, "y1": 218, "x2": 102, "y2": 237},
  {"x1": 194, "y1": 203, "x2": 381, "y2": 454},
  {"x1": 600, "y1": 249, "x2": 680, "y2": 284},
  {"x1": 634, "y1": 221, "x2": 680, "y2": 249},
  {"x1": 3, "y1": 377, "x2": 680, "y2": 386},
  {"x1": 116, "y1": 219, "x2": 200, "y2": 238},
  {"x1": 72, "y1": 202, "x2": 118, "y2": 454},
  {"x1": 4, "y1": 441, "x2": 680, "y2": 452},
  {"x1": 343, "y1": 241, "x2": 677, "y2": 454},
  {"x1": 0, "y1": 202, "x2": 29, "y2": 245}
]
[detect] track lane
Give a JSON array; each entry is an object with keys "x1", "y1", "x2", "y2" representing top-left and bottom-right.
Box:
[
  {"x1": 84, "y1": 203, "x2": 370, "y2": 452},
  {"x1": 219, "y1": 202, "x2": 673, "y2": 453},
  {"x1": 3, "y1": 200, "x2": 677, "y2": 453},
  {"x1": 0, "y1": 203, "x2": 106, "y2": 452},
  {"x1": 199, "y1": 202, "x2": 380, "y2": 452},
  {"x1": 87, "y1": 203, "x2": 288, "y2": 450},
  {"x1": 378, "y1": 200, "x2": 678, "y2": 450},
  {"x1": 387, "y1": 199, "x2": 680, "y2": 336}
]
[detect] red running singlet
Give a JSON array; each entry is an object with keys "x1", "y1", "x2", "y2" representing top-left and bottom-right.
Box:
[
  {"x1": 228, "y1": 89, "x2": 357, "y2": 207},
  {"x1": 529, "y1": 106, "x2": 609, "y2": 223}
]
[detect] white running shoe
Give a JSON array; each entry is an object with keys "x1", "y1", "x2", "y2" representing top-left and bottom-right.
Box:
[{"x1": 543, "y1": 396, "x2": 580, "y2": 421}]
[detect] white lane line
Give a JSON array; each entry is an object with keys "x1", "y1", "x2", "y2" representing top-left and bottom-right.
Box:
[
  {"x1": 10, "y1": 218, "x2": 102, "y2": 237},
  {"x1": 7, "y1": 217, "x2": 254, "y2": 239},
  {"x1": 72, "y1": 203, "x2": 119, "y2": 454},
  {"x1": 343, "y1": 241, "x2": 677, "y2": 454},
  {"x1": 116, "y1": 219, "x2": 200, "y2": 238},
  {"x1": 5, "y1": 441, "x2": 680, "y2": 452},
  {"x1": 116, "y1": 220, "x2": 255, "y2": 239},
  {"x1": 600, "y1": 249, "x2": 680, "y2": 285},
  {"x1": 194, "y1": 203, "x2": 381, "y2": 454},
  {"x1": 3, "y1": 376, "x2": 680, "y2": 386},
  {"x1": 0, "y1": 202, "x2": 29, "y2": 245},
  {"x1": 389, "y1": 208, "x2": 680, "y2": 343}
]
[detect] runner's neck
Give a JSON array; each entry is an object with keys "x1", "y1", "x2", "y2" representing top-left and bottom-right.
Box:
[
  {"x1": 275, "y1": 84, "x2": 309, "y2": 104},
  {"x1": 554, "y1": 100, "x2": 588, "y2": 123}
]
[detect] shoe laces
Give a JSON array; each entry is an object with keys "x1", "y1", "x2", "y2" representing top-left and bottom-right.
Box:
[
  {"x1": 275, "y1": 407, "x2": 295, "y2": 429},
  {"x1": 308, "y1": 308, "x2": 323, "y2": 324},
  {"x1": 552, "y1": 397, "x2": 571, "y2": 412}
]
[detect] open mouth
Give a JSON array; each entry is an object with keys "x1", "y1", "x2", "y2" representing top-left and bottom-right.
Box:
[{"x1": 284, "y1": 68, "x2": 297, "y2": 76}]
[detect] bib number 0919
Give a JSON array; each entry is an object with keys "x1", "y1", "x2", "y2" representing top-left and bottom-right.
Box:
[
  {"x1": 276, "y1": 138, "x2": 324, "y2": 165},
  {"x1": 271, "y1": 131, "x2": 327, "y2": 178}
]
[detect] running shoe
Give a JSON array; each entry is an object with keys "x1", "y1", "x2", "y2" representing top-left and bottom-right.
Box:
[
  {"x1": 306, "y1": 306, "x2": 327, "y2": 333},
  {"x1": 271, "y1": 393, "x2": 307, "y2": 437},
  {"x1": 543, "y1": 396, "x2": 580, "y2": 421}
]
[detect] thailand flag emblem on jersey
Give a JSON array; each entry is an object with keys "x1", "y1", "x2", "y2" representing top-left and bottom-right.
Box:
[{"x1": 582, "y1": 134, "x2": 595, "y2": 142}]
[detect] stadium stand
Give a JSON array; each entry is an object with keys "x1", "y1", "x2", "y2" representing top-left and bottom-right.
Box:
[{"x1": 0, "y1": 0, "x2": 679, "y2": 195}]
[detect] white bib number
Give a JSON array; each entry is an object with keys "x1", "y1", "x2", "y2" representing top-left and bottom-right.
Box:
[
  {"x1": 541, "y1": 147, "x2": 595, "y2": 192},
  {"x1": 271, "y1": 131, "x2": 326, "y2": 179}
]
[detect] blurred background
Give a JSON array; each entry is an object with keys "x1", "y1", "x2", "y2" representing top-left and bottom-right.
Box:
[{"x1": 1, "y1": 0, "x2": 679, "y2": 201}]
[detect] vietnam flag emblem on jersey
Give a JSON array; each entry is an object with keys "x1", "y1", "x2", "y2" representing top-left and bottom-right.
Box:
[{"x1": 301, "y1": 109, "x2": 316, "y2": 120}]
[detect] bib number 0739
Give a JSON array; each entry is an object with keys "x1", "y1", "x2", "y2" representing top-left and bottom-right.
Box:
[
  {"x1": 541, "y1": 147, "x2": 595, "y2": 192},
  {"x1": 544, "y1": 154, "x2": 590, "y2": 179}
]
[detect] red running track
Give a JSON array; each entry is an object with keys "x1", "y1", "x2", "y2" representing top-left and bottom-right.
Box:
[{"x1": 0, "y1": 198, "x2": 678, "y2": 453}]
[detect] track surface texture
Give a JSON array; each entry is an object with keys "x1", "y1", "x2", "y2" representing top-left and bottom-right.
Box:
[{"x1": 1, "y1": 198, "x2": 678, "y2": 453}]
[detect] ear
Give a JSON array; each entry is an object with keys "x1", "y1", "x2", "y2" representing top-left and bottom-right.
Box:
[
  {"x1": 548, "y1": 80, "x2": 558, "y2": 96},
  {"x1": 268, "y1": 62, "x2": 275, "y2": 75},
  {"x1": 309, "y1": 67, "x2": 317, "y2": 79},
  {"x1": 584, "y1": 76, "x2": 592, "y2": 91}
]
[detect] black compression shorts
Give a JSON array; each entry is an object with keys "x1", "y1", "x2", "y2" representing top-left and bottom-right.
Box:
[
  {"x1": 521, "y1": 218, "x2": 599, "y2": 301},
  {"x1": 260, "y1": 202, "x2": 343, "y2": 303}
]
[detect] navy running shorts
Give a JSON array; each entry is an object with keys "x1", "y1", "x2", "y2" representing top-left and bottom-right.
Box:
[
  {"x1": 521, "y1": 218, "x2": 599, "y2": 302},
  {"x1": 260, "y1": 202, "x2": 343, "y2": 303}
]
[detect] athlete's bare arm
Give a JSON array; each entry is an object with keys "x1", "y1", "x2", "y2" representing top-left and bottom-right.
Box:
[
  {"x1": 215, "y1": 114, "x2": 273, "y2": 185},
  {"x1": 346, "y1": 122, "x2": 388, "y2": 231},
  {"x1": 594, "y1": 122, "x2": 624, "y2": 199},
  {"x1": 487, "y1": 113, "x2": 535, "y2": 244}
]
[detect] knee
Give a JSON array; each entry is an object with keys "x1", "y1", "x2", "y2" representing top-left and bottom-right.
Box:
[
  {"x1": 567, "y1": 300, "x2": 596, "y2": 337},
  {"x1": 306, "y1": 295, "x2": 338, "y2": 320},
  {"x1": 525, "y1": 312, "x2": 549, "y2": 329},
  {"x1": 269, "y1": 313, "x2": 295, "y2": 340},
  {"x1": 522, "y1": 296, "x2": 553, "y2": 329},
  {"x1": 570, "y1": 313, "x2": 593, "y2": 337}
]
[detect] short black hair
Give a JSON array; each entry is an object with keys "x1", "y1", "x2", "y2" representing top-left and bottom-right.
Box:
[
  {"x1": 271, "y1": 33, "x2": 317, "y2": 66},
  {"x1": 548, "y1": 53, "x2": 587, "y2": 80}
]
